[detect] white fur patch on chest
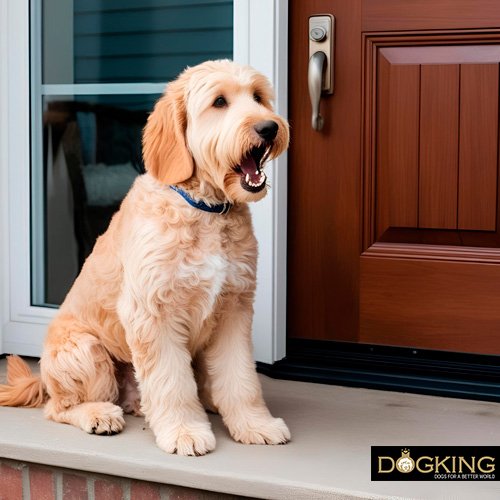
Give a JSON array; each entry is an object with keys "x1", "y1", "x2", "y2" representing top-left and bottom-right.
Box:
[
  {"x1": 176, "y1": 254, "x2": 228, "y2": 311},
  {"x1": 198, "y1": 254, "x2": 228, "y2": 306}
]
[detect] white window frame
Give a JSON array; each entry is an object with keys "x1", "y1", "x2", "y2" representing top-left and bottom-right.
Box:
[{"x1": 0, "y1": 0, "x2": 288, "y2": 363}]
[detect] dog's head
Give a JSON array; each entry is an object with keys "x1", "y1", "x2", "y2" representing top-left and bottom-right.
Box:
[{"x1": 142, "y1": 60, "x2": 289, "y2": 203}]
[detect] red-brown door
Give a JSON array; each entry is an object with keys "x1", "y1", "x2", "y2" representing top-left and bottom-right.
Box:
[{"x1": 288, "y1": 0, "x2": 500, "y2": 355}]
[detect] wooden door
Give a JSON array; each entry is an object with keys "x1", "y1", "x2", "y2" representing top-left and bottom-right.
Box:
[{"x1": 288, "y1": 0, "x2": 500, "y2": 355}]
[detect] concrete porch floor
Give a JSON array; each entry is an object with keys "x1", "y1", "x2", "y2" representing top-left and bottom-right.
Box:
[{"x1": 0, "y1": 357, "x2": 499, "y2": 500}]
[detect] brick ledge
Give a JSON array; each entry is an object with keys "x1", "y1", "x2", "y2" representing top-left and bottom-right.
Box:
[{"x1": 0, "y1": 457, "x2": 251, "y2": 500}]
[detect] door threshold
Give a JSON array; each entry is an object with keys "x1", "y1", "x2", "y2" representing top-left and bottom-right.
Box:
[{"x1": 257, "y1": 339, "x2": 500, "y2": 403}]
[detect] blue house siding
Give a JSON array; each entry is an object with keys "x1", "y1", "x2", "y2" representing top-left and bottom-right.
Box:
[{"x1": 73, "y1": 0, "x2": 233, "y2": 83}]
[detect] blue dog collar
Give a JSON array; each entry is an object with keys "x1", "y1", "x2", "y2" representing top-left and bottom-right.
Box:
[{"x1": 170, "y1": 185, "x2": 231, "y2": 215}]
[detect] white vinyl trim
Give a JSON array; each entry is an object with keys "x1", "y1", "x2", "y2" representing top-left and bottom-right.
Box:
[
  {"x1": 1, "y1": 0, "x2": 54, "y2": 352},
  {"x1": 1, "y1": 0, "x2": 288, "y2": 363},
  {"x1": 272, "y1": 0, "x2": 289, "y2": 362},
  {"x1": 9, "y1": 0, "x2": 54, "y2": 324},
  {"x1": 233, "y1": 0, "x2": 288, "y2": 363},
  {"x1": 0, "y1": 0, "x2": 9, "y2": 353}
]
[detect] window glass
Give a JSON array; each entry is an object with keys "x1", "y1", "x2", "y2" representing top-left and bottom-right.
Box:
[{"x1": 43, "y1": 0, "x2": 233, "y2": 84}]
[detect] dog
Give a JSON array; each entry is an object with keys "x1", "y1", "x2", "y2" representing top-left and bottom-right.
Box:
[{"x1": 0, "y1": 59, "x2": 290, "y2": 456}]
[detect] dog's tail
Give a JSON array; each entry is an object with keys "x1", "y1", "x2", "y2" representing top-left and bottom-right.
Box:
[{"x1": 0, "y1": 355, "x2": 46, "y2": 408}]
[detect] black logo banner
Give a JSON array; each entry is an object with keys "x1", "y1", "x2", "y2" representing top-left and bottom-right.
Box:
[{"x1": 371, "y1": 446, "x2": 499, "y2": 481}]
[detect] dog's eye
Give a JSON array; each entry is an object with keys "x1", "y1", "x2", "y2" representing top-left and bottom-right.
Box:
[
  {"x1": 254, "y1": 94, "x2": 262, "y2": 103},
  {"x1": 213, "y1": 96, "x2": 227, "y2": 108}
]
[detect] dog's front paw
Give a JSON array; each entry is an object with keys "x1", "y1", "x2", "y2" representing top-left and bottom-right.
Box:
[
  {"x1": 79, "y1": 402, "x2": 125, "y2": 435},
  {"x1": 156, "y1": 421, "x2": 216, "y2": 456},
  {"x1": 231, "y1": 417, "x2": 291, "y2": 445}
]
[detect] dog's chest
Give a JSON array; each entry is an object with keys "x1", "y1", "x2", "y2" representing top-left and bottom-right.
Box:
[
  {"x1": 174, "y1": 237, "x2": 254, "y2": 297},
  {"x1": 179, "y1": 214, "x2": 255, "y2": 297},
  {"x1": 176, "y1": 253, "x2": 228, "y2": 306}
]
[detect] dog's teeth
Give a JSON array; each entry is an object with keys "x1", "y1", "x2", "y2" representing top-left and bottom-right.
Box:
[
  {"x1": 245, "y1": 174, "x2": 249, "y2": 183},
  {"x1": 255, "y1": 170, "x2": 259, "y2": 175}
]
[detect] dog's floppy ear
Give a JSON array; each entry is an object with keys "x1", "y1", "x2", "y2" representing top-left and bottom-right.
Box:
[{"x1": 142, "y1": 78, "x2": 193, "y2": 185}]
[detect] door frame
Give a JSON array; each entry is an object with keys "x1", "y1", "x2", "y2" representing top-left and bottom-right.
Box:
[
  {"x1": 234, "y1": 0, "x2": 289, "y2": 363},
  {"x1": 0, "y1": 0, "x2": 8, "y2": 357},
  {"x1": 0, "y1": 0, "x2": 289, "y2": 363}
]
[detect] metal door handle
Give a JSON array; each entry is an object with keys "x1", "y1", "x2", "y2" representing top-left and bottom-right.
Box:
[
  {"x1": 308, "y1": 14, "x2": 335, "y2": 132},
  {"x1": 308, "y1": 51, "x2": 326, "y2": 131}
]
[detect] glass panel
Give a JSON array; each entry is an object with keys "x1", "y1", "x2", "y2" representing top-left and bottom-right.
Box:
[
  {"x1": 31, "y1": 0, "x2": 234, "y2": 307},
  {"x1": 43, "y1": 0, "x2": 234, "y2": 84},
  {"x1": 32, "y1": 94, "x2": 160, "y2": 307}
]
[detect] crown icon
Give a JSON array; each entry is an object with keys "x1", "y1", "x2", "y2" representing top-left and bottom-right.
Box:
[{"x1": 401, "y1": 448, "x2": 410, "y2": 457}]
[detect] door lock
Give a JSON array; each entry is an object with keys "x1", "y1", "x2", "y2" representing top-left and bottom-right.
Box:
[
  {"x1": 308, "y1": 14, "x2": 335, "y2": 131},
  {"x1": 310, "y1": 27, "x2": 327, "y2": 42}
]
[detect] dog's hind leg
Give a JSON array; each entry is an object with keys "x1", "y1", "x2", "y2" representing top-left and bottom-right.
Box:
[
  {"x1": 117, "y1": 362, "x2": 143, "y2": 416},
  {"x1": 44, "y1": 400, "x2": 125, "y2": 435},
  {"x1": 41, "y1": 316, "x2": 125, "y2": 435}
]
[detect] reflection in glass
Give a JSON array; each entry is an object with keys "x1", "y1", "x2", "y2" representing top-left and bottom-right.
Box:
[
  {"x1": 33, "y1": 94, "x2": 160, "y2": 306},
  {"x1": 31, "y1": 0, "x2": 233, "y2": 307},
  {"x1": 43, "y1": 0, "x2": 234, "y2": 84}
]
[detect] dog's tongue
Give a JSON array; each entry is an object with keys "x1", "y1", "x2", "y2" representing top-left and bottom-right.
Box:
[{"x1": 240, "y1": 155, "x2": 261, "y2": 183}]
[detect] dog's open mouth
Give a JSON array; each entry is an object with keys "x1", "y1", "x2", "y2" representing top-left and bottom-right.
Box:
[{"x1": 234, "y1": 144, "x2": 271, "y2": 193}]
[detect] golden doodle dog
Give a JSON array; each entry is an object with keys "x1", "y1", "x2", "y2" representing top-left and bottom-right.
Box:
[{"x1": 0, "y1": 60, "x2": 290, "y2": 456}]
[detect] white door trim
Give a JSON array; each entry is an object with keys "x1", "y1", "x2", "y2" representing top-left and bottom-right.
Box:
[
  {"x1": 1, "y1": 0, "x2": 50, "y2": 355},
  {"x1": 0, "y1": 0, "x2": 289, "y2": 364},
  {"x1": 233, "y1": 0, "x2": 288, "y2": 363},
  {"x1": 0, "y1": 0, "x2": 9, "y2": 356}
]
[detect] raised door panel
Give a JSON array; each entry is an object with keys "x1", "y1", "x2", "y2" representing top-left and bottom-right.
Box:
[
  {"x1": 373, "y1": 44, "x2": 500, "y2": 245},
  {"x1": 362, "y1": 35, "x2": 500, "y2": 353}
]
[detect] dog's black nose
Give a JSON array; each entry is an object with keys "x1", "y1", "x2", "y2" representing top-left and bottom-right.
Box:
[{"x1": 254, "y1": 120, "x2": 279, "y2": 141}]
